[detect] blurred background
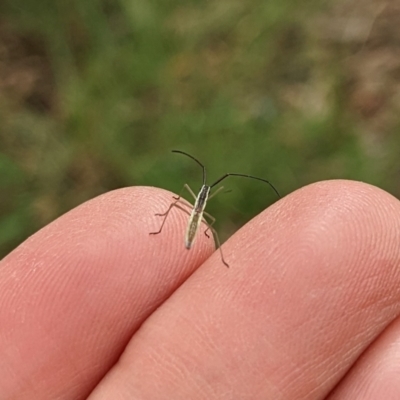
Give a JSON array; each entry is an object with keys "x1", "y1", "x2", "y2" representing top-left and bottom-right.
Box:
[{"x1": 0, "y1": 0, "x2": 399, "y2": 258}]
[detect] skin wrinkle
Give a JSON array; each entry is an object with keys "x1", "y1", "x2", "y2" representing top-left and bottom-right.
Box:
[
  {"x1": 104, "y1": 182, "x2": 400, "y2": 400},
  {"x1": 132, "y1": 304, "x2": 231, "y2": 398},
  {"x1": 125, "y1": 328, "x2": 206, "y2": 399},
  {"x1": 134, "y1": 342, "x2": 185, "y2": 394},
  {"x1": 209, "y1": 278, "x2": 304, "y2": 396},
  {"x1": 0, "y1": 187, "x2": 215, "y2": 398},
  {"x1": 328, "y1": 318, "x2": 400, "y2": 399},
  {"x1": 2, "y1": 181, "x2": 400, "y2": 399},
  {"x1": 288, "y1": 188, "x2": 396, "y2": 390}
]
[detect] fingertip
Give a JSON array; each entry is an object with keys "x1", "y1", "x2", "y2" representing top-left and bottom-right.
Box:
[
  {"x1": 0, "y1": 186, "x2": 214, "y2": 399},
  {"x1": 82, "y1": 181, "x2": 400, "y2": 400},
  {"x1": 223, "y1": 179, "x2": 400, "y2": 272}
]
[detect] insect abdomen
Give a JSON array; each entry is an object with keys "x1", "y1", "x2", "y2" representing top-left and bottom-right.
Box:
[{"x1": 185, "y1": 212, "x2": 202, "y2": 249}]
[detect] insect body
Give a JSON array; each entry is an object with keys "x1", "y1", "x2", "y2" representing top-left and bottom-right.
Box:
[
  {"x1": 186, "y1": 184, "x2": 210, "y2": 249},
  {"x1": 150, "y1": 150, "x2": 280, "y2": 267}
]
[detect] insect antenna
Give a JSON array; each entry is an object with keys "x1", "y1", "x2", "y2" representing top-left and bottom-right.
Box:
[
  {"x1": 172, "y1": 150, "x2": 206, "y2": 185},
  {"x1": 210, "y1": 173, "x2": 280, "y2": 198}
]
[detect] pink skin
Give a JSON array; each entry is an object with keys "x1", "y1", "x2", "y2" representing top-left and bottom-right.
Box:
[{"x1": 1, "y1": 180, "x2": 400, "y2": 400}]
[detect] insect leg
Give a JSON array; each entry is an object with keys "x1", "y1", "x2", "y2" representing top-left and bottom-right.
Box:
[
  {"x1": 150, "y1": 199, "x2": 191, "y2": 235},
  {"x1": 207, "y1": 185, "x2": 225, "y2": 200},
  {"x1": 199, "y1": 213, "x2": 229, "y2": 268},
  {"x1": 202, "y1": 211, "x2": 215, "y2": 238},
  {"x1": 173, "y1": 183, "x2": 197, "y2": 201},
  {"x1": 201, "y1": 219, "x2": 229, "y2": 268}
]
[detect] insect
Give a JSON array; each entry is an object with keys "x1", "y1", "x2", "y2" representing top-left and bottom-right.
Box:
[{"x1": 150, "y1": 150, "x2": 280, "y2": 267}]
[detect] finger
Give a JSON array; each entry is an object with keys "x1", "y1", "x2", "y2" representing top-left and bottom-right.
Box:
[
  {"x1": 0, "y1": 187, "x2": 214, "y2": 399},
  {"x1": 328, "y1": 315, "x2": 400, "y2": 400},
  {"x1": 88, "y1": 180, "x2": 400, "y2": 400}
]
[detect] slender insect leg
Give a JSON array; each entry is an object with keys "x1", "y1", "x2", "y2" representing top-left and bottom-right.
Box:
[
  {"x1": 154, "y1": 198, "x2": 191, "y2": 217},
  {"x1": 202, "y1": 211, "x2": 215, "y2": 238},
  {"x1": 199, "y1": 213, "x2": 229, "y2": 267},
  {"x1": 201, "y1": 219, "x2": 229, "y2": 268},
  {"x1": 173, "y1": 183, "x2": 197, "y2": 201},
  {"x1": 201, "y1": 185, "x2": 226, "y2": 239},
  {"x1": 207, "y1": 185, "x2": 225, "y2": 200},
  {"x1": 184, "y1": 184, "x2": 197, "y2": 200},
  {"x1": 150, "y1": 200, "x2": 191, "y2": 235}
]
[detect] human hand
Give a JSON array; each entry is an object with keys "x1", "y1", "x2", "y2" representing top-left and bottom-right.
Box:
[{"x1": 1, "y1": 180, "x2": 400, "y2": 399}]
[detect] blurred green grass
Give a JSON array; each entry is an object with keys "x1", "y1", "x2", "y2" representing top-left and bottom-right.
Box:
[{"x1": 0, "y1": 0, "x2": 399, "y2": 258}]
